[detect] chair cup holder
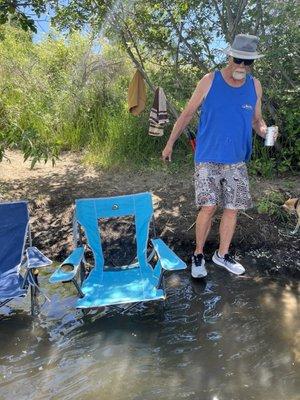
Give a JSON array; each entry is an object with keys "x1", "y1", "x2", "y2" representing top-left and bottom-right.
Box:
[{"x1": 60, "y1": 263, "x2": 75, "y2": 272}]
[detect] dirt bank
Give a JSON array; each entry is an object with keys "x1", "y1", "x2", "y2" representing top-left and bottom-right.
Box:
[{"x1": 1, "y1": 151, "x2": 299, "y2": 278}]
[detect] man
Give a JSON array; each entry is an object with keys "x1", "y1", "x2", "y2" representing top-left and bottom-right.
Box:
[{"x1": 162, "y1": 34, "x2": 277, "y2": 278}]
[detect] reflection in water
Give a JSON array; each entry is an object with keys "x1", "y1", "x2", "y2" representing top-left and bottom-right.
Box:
[{"x1": 0, "y1": 260, "x2": 299, "y2": 400}]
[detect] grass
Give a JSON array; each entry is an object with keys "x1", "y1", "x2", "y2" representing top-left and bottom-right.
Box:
[
  {"x1": 78, "y1": 107, "x2": 192, "y2": 170},
  {"x1": 281, "y1": 180, "x2": 296, "y2": 190},
  {"x1": 256, "y1": 189, "x2": 288, "y2": 221}
]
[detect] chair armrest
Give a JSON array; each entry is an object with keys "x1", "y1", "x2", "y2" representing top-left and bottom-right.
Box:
[
  {"x1": 26, "y1": 246, "x2": 52, "y2": 269},
  {"x1": 151, "y1": 239, "x2": 186, "y2": 271},
  {"x1": 49, "y1": 247, "x2": 84, "y2": 284}
]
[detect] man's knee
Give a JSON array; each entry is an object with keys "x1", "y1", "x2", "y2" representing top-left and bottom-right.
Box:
[
  {"x1": 223, "y1": 208, "x2": 238, "y2": 215},
  {"x1": 200, "y1": 205, "x2": 217, "y2": 216}
]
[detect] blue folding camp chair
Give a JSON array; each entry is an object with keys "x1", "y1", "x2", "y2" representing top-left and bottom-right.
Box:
[
  {"x1": 0, "y1": 201, "x2": 52, "y2": 315},
  {"x1": 49, "y1": 192, "x2": 186, "y2": 310}
]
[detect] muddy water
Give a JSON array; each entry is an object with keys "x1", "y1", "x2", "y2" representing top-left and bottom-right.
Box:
[{"x1": 0, "y1": 258, "x2": 299, "y2": 400}]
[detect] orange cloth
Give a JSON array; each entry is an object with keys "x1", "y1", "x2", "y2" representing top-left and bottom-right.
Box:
[{"x1": 128, "y1": 70, "x2": 146, "y2": 116}]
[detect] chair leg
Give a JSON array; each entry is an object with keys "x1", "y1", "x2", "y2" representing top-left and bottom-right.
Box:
[
  {"x1": 79, "y1": 261, "x2": 86, "y2": 284},
  {"x1": 72, "y1": 278, "x2": 84, "y2": 298},
  {"x1": 157, "y1": 299, "x2": 166, "y2": 315},
  {"x1": 157, "y1": 271, "x2": 168, "y2": 308},
  {"x1": 30, "y1": 271, "x2": 40, "y2": 316},
  {"x1": 157, "y1": 270, "x2": 165, "y2": 290},
  {"x1": 22, "y1": 270, "x2": 29, "y2": 290}
]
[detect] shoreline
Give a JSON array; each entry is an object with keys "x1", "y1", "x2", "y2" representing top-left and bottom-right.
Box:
[{"x1": 1, "y1": 151, "x2": 299, "y2": 279}]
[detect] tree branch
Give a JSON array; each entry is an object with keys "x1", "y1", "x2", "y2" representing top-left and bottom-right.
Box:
[
  {"x1": 232, "y1": 0, "x2": 248, "y2": 38},
  {"x1": 254, "y1": 0, "x2": 265, "y2": 35},
  {"x1": 167, "y1": 10, "x2": 209, "y2": 73},
  {"x1": 224, "y1": 0, "x2": 235, "y2": 38},
  {"x1": 211, "y1": 0, "x2": 231, "y2": 42}
]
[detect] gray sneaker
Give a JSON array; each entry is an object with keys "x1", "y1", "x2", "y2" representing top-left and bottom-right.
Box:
[
  {"x1": 191, "y1": 254, "x2": 207, "y2": 278},
  {"x1": 212, "y1": 251, "x2": 245, "y2": 275}
]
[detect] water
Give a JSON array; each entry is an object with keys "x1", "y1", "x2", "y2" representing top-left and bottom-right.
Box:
[{"x1": 0, "y1": 259, "x2": 299, "y2": 400}]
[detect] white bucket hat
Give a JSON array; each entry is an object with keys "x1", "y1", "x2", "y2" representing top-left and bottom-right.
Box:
[{"x1": 222, "y1": 34, "x2": 264, "y2": 60}]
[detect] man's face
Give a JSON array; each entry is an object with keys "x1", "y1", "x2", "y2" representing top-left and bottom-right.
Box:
[{"x1": 229, "y1": 57, "x2": 248, "y2": 80}]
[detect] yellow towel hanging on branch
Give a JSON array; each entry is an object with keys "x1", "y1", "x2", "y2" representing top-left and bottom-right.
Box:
[{"x1": 128, "y1": 70, "x2": 146, "y2": 116}]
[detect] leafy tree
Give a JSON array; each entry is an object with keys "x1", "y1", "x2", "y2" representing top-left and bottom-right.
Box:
[
  {"x1": 0, "y1": 0, "x2": 48, "y2": 32},
  {"x1": 0, "y1": 0, "x2": 299, "y2": 171}
]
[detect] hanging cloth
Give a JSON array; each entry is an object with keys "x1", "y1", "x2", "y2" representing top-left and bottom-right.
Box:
[
  {"x1": 148, "y1": 87, "x2": 169, "y2": 136},
  {"x1": 128, "y1": 70, "x2": 146, "y2": 116}
]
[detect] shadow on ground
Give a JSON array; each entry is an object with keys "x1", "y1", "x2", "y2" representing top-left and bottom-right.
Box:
[{"x1": 1, "y1": 154, "x2": 299, "y2": 278}]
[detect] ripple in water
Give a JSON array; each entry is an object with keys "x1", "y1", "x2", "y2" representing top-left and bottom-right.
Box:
[{"x1": 0, "y1": 266, "x2": 299, "y2": 400}]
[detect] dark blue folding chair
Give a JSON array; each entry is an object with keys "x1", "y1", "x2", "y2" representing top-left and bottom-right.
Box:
[{"x1": 0, "y1": 201, "x2": 52, "y2": 315}]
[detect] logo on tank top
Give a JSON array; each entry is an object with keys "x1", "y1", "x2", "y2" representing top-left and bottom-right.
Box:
[{"x1": 242, "y1": 104, "x2": 253, "y2": 110}]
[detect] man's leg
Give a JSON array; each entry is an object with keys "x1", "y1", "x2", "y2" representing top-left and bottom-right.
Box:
[
  {"x1": 218, "y1": 208, "x2": 238, "y2": 256},
  {"x1": 192, "y1": 205, "x2": 216, "y2": 278},
  {"x1": 212, "y1": 207, "x2": 244, "y2": 274},
  {"x1": 212, "y1": 208, "x2": 244, "y2": 274},
  {"x1": 212, "y1": 163, "x2": 250, "y2": 275},
  {"x1": 195, "y1": 205, "x2": 217, "y2": 254},
  {"x1": 193, "y1": 163, "x2": 220, "y2": 278}
]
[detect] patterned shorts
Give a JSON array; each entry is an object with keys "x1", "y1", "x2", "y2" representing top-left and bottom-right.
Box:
[{"x1": 194, "y1": 162, "x2": 253, "y2": 210}]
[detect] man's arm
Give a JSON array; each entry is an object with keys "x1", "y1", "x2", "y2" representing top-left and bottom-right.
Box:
[
  {"x1": 252, "y1": 79, "x2": 267, "y2": 138},
  {"x1": 162, "y1": 73, "x2": 213, "y2": 161}
]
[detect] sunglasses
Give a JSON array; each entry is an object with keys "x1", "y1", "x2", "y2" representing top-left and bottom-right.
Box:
[{"x1": 233, "y1": 57, "x2": 254, "y2": 66}]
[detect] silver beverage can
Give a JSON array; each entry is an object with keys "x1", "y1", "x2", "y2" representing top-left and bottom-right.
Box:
[{"x1": 265, "y1": 126, "x2": 278, "y2": 146}]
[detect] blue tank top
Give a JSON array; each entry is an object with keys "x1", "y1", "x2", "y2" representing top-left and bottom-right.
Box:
[{"x1": 195, "y1": 70, "x2": 257, "y2": 164}]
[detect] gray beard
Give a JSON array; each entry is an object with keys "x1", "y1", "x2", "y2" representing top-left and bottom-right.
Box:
[{"x1": 232, "y1": 70, "x2": 246, "y2": 80}]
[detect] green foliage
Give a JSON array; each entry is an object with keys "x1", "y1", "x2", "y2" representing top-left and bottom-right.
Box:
[
  {"x1": 256, "y1": 190, "x2": 287, "y2": 220},
  {"x1": 0, "y1": 0, "x2": 299, "y2": 173},
  {"x1": 253, "y1": 1, "x2": 300, "y2": 174},
  {"x1": 0, "y1": 126, "x2": 60, "y2": 168},
  {"x1": 248, "y1": 155, "x2": 276, "y2": 178},
  {"x1": 0, "y1": 25, "x2": 188, "y2": 168},
  {"x1": 0, "y1": 0, "x2": 48, "y2": 32},
  {"x1": 0, "y1": 26, "x2": 88, "y2": 165},
  {"x1": 87, "y1": 0, "x2": 300, "y2": 175}
]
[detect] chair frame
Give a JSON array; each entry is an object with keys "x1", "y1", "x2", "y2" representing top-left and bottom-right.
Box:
[
  {"x1": 65, "y1": 214, "x2": 163, "y2": 299},
  {"x1": 49, "y1": 194, "x2": 186, "y2": 311},
  {"x1": 0, "y1": 202, "x2": 51, "y2": 315}
]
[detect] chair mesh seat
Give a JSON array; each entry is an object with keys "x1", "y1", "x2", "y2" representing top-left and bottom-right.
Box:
[
  {"x1": 77, "y1": 267, "x2": 165, "y2": 308},
  {"x1": 0, "y1": 268, "x2": 26, "y2": 301}
]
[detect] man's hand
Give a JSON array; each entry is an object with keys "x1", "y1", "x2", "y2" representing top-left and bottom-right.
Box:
[{"x1": 162, "y1": 143, "x2": 173, "y2": 162}]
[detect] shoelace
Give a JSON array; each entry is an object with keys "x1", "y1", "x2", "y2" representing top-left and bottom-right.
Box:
[
  {"x1": 224, "y1": 254, "x2": 237, "y2": 264},
  {"x1": 194, "y1": 254, "x2": 204, "y2": 265}
]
